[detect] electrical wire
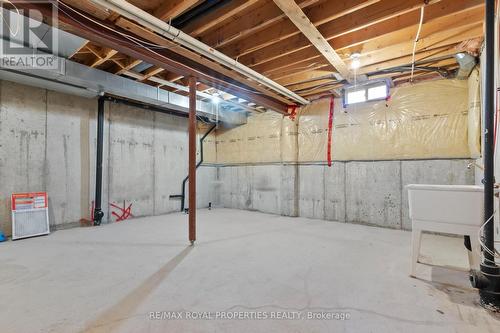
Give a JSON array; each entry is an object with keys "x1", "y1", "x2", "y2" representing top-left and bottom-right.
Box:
[
  {"x1": 478, "y1": 212, "x2": 500, "y2": 257},
  {"x1": 58, "y1": 1, "x2": 267, "y2": 96},
  {"x1": 56, "y1": 1, "x2": 265, "y2": 97},
  {"x1": 57, "y1": 1, "x2": 181, "y2": 50},
  {"x1": 478, "y1": 211, "x2": 500, "y2": 270},
  {"x1": 0, "y1": 0, "x2": 20, "y2": 37},
  {"x1": 410, "y1": 6, "x2": 425, "y2": 83}
]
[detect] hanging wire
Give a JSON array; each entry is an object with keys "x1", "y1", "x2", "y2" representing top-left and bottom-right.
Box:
[
  {"x1": 0, "y1": 0, "x2": 20, "y2": 37},
  {"x1": 479, "y1": 212, "x2": 500, "y2": 256},
  {"x1": 410, "y1": 6, "x2": 425, "y2": 83},
  {"x1": 56, "y1": 1, "x2": 265, "y2": 97},
  {"x1": 57, "y1": 1, "x2": 180, "y2": 50}
]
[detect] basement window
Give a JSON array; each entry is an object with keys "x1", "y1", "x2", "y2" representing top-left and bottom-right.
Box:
[
  {"x1": 367, "y1": 85, "x2": 388, "y2": 100},
  {"x1": 345, "y1": 89, "x2": 366, "y2": 104},
  {"x1": 343, "y1": 81, "x2": 389, "y2": 107}
]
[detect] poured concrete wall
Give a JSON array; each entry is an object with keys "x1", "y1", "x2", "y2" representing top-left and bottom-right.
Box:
[
  {"x1": 216, "y1": 159, "x2": 475, "y2": 230},
  {"x1": 0, "y1": 80, "x2": 477, "y2": 235},
  {"x1": 0, "y1": 81, "x2": 216, "y2": 235},
  {"x1": 217, "y1": 165, "x2": 298, "y2": 217}
]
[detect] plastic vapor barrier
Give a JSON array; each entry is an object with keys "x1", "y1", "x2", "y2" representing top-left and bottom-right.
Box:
[
  {"x1": 299, "y1": 79, "x2": 471, "y2": 161},
  {"x1": 281, "y1": 115, "x2": 299, "y2": 163},
  {"x1": 216, "y1": 111, "x2": 283, "y2": 164},
  {"x1": 212, "y1": 78, "x2": 480, "y2": 164},
  {"x1": 467, "y1": 68, "x2": 481, "y2": 158}
]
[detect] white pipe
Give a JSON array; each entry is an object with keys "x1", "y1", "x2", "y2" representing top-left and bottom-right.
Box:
[{"x1": 90, "y1": 0, "x2": 309, "y2": 106}]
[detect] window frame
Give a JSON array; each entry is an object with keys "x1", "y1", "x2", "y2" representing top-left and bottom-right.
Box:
[{"x1": 342, "y1": 80, "x2": 390, "y2": 107}]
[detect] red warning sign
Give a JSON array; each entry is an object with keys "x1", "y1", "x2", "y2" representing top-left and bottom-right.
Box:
[{"x1": 11, "y1": 192, "x2": 48, "y2": 211}]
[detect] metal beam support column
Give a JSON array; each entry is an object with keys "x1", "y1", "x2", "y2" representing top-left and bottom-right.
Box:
[
  {"x1": 188, "y1": 77, "x2": 197, "y2": 244},
  {"x1": 93, "y1": 96, "x2": 105, "y2": 226}
]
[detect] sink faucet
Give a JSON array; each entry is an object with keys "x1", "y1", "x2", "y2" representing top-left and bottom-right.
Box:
[
  {"x1": 467, "y1": 162, "x2": 484, "y2": 170},
  {"x1": 467, "y1": 162, "x2": 500, "y2": 190}
]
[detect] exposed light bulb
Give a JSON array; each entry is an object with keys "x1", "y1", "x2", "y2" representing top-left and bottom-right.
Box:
[
  {"x1": 350, "y1": 52, "x2": 361, "y2": 69},
  {"x1": 212, "y1": 92, "x2": 220, "y2": 104}
]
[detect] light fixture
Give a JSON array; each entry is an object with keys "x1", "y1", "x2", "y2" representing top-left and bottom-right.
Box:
[
  {"x1": 211, "y1": 93, "x2": 219, "y2": 104},
  {"x1": 350, "y1": 52, "x2": 361, "y2": 70}
]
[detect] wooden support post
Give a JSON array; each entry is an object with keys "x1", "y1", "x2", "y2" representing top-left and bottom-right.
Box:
[{"x1": 188, "y1": 76, "x2": 197, "y2": 244}]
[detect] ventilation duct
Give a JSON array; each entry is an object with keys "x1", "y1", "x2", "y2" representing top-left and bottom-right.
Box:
[
  {"x1": 0, "y1": 44, "x2": 247, "y2": 124},
  {"x1": 454, "y1": 53, "x2": 477, "y2": 80}
]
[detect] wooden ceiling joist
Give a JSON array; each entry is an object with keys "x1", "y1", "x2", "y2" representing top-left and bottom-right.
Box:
[
  {"x1": 358, "y1": 44, "x2": 464, "y2": 75},
  {"x1": 276, "y1": 70, "x2": 338, "y2": 88},
  {"x1": 113, "y1": 17, "x2": 292, "y2": 105},
  {"x1": 60, "y1": 0, "x2": 111, "y2": 20},
  {"x1": 154, "y1": 0, "x2": 203, "y2": 21},
  {"x1": 89, "y1": 49, "x2": 118, "y2": 68},
  {"x1": 61, "y1": 0, "x2": 484, "y2": 103},
  {"x1": 272, "y1": 0, "x2": 351, "y2": 80},
  {"x1": 114, "y1": 58, "x2": 143, "y2": 75},
  {"x1": 275, "y1": 40, "x2": 466, "y2": 88},
  {"x1": 271, "y1": 63, "x2": 334, "y2": 82},
  {"x1": 267, "y1": 7, "x2": 483, "y2": 82},
  {"x1": 249, "y1": 0, "x2": 483, "y2": 74},
  {"x1": 262, "y1": 56, "x2": 327, "y2": 77},
  {"x1": 198, "y1": 0, "x2": 319, "y2": 49},
  {"x1": 163, "y1": 73, "x2": 184, "y2": 83},
  {"x1": 287, "y1": 78, "x2": 338, "y2": 92},
  {"x1": 219, "y1": 0, "x2": 378, "y2": 58},
  {"x1": 269, "y1": 20, "x2": 482, "y2": 86},
  {"x1": 20, "y1": 1, "x2": 289, "y2": 112},
  {"x1": 183, "y1": 0, "x2": 260, "y2": 36},
  {"x1": 237, "y1": 0, "x2": 449, "y2": 68},
  {"x1": 139, "y1": 66, "x2": 165, "y2": 82},
  {"x1": 346, "y1": 22, "x2": 483, "y2": 69}
]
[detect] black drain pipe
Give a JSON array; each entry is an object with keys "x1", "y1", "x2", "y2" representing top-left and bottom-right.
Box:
[
  {"x1": 91, "y1": 96, "x2": 215, "y2": 224},
  {"x1": 475, "y1": 0, "x2": 500, "y2": 311},
  {"x1": 170, "y1": 123, "x2": 217, "y2": 212},
  {"x1": 93, "y1": 96, "x2": 105, "y2": 226}
]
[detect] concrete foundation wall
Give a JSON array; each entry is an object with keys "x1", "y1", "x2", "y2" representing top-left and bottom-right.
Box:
[
  {"x1": 216, "y1": 165, "x2": 298, "y2": 217},
  {"x1": 0, "y1": 80, "x2": 477, "y2": 234},
  {"x1": 0, "y1": 81, "x2": 216, "y2": 235},
  {"x1": 216, "y1": 159, "x2": 475, "y2": 230}
]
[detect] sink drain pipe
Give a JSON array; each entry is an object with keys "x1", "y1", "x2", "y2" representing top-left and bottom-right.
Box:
[{"x1": 475, "y1": 0, "x2": 500, "y2": 311}]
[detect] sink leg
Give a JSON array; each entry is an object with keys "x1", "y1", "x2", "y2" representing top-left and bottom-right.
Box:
[
  {"x1": 468, "y1": 234, "x2": 481, "y2": 271},
  {"x1": 410, "y1": 228, "x2": 422, "y2": 278}
]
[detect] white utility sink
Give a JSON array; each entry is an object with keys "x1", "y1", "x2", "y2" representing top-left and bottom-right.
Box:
[
  {"x1": 407, "y1": 184, "x2": 488, "y2": 276},
  {"x1": 407, "y1": 184, "x2": 485, "y2": 226}
]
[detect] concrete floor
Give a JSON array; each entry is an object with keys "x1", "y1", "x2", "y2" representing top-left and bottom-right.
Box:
[{"x1": 1, "y1": 209, "x2": 499, "y2": 333}]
